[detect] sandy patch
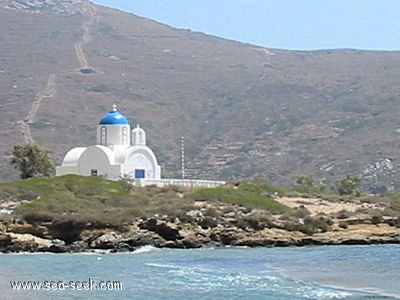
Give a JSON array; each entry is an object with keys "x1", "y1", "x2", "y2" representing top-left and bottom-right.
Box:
[{"x1": 275, "y1": 196, "x2": 377, "y2": 216}]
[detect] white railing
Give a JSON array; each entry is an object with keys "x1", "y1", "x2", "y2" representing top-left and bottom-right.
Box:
[{"x1": 133, "y1": 178, "x2": 225, "y2": 188}]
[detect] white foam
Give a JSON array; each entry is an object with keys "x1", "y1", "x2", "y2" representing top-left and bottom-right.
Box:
[
  {"x1": 302, "y1": 287, "x2": 352, "y2": 299},
  {"x1": 133, "y1": 245, "x2": 159, "y2": 254},
  {"x1": 74, "y1": 249, "x2": 111, "y2": 255},
  {"x1": 145, "y1": 262, "x2": 180, "y2": 269}
]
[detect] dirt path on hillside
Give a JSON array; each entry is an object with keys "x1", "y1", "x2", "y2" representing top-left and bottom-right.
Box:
[
  {"x1": 17, "y1": 2, "x2": 97, "y2": 144},
  {"x1": 74, "y1": 2, "x2": 96, "y2": 69},
  {"x1": 16, "y1": 73, "x2": 56, "y2": 144}
]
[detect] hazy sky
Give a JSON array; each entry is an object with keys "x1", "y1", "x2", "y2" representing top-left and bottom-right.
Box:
[{"x1": 91, "y1": 0, "x2": 400, "y2": 51}]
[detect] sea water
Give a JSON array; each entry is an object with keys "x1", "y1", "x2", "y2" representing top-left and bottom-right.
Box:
[{"x1": 0, "y1": 244, "x2": 399, "y2": 299}]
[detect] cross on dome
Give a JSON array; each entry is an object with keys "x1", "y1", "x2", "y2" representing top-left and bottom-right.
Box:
[{"x1": 99, "y1": 103, "x2": 129, "y2": 125}]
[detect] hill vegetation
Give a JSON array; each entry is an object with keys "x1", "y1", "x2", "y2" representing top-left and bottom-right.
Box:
[
  {"x1": 0, "y1": 175, "x2": 400, "y2": 252},
  {"x1": 2, "y1": 175, "x2": 288, "y2": 232},
  {"x1": 0, "y1": 0, "x2": 399, "y2": 193}
]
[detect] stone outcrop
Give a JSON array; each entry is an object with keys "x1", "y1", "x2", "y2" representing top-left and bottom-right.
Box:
[
  {"x1": 138, "y1": 218, "x2": 182, "y2": 241},
  {"x1": 1, "y1": 215, "x2": 400, "y2": 253},
  {"x1": 1, "y1": 232, "x2": 67, "y2": 253}
]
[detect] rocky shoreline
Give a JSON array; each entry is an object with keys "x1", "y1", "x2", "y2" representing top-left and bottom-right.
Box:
[
  {"x1": 1, "y1": 222, "x2": 399, "y2": 254},
  {"x1": 1, "y1": 195, "x2": 400, "y2": 253}
]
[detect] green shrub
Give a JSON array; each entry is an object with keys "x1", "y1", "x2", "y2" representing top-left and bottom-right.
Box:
[
  {"x1": 10, "y1": 143, "x2": 54, "y2": 179},
  {"x1": 294, "y1": 174, "x2": 326, "y2": 194},
  {"x1": 7, "y1": 175, "x2": 155, "y2": 231},
  {"x1": 230, "y1": 177, "x2": 289, "y2": 195},
  {"x1": 334, "y1": 175, "x2": 361, "y2": 196},
  {"x1": 190, "y1": 187, "x2": 287, "y2": 213}
]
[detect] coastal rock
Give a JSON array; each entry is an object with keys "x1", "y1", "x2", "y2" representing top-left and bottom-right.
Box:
[
  {"x1": 46, "y1": 220, "x2": 85, "y2": 244},
  {"x1": 178, "y1": 228, "x2": 211, "y2": 248},
  {"x1": 2, "y1": 220, "x2": 400, "y2": 251},
  {"x1": 180, "y1": 237, "x2": 204, "y2": 248},
  {"x1": 82, "y1": 227, "x2": 168, "y2": 250},
  {"x1": 44, "y1": 239, "x2": 67, "y2": 253},
  {"x1": 7, "y1": 223, "x2": 49, "y2": 238},
  {"x1": 139, "y1": 218, "x2": 182, "y2": 241},
  {"x1": 67, "y1": 240, "x2": 88, "y2": 253},
  {"x1": 0, "y1": 233, "x2": 45, "y2": 252},
  {"x1": 160, "y1": 240, "x2": 181, "y2": 248},
  {"x1": 122, "y1": 230, "x2": 166, "y2": 248},
  {"x1": 90, "y1": 232, "x2": 119, "y2": 249},
  {"x1": 233, "y1": 228, "x2": 305, "y2": 247},
  {"x1": 8, "y1": 232, "x2": 53, "y2": 248},
  {"x1": 90, "y1": 232, "x2": 135, "y2": 251},
  {"x1": 312, "y1": 224, "x2": 400, "y2": 245},
  {"x1": 0, "y1": 233, "x2": 12, "y2": 248},
  {"x1": 208, "y1": 226, "x2": 243, "y2": 245}
]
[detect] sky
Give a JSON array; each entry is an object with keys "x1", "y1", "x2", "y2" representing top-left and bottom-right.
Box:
[{"x1": 91, "y1": 0, "x2": 400, "y2": 51}]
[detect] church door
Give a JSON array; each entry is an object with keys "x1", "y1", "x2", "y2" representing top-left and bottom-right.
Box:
[{"x1": 135, "y1": 169, "x2": 145, "y2": 179}]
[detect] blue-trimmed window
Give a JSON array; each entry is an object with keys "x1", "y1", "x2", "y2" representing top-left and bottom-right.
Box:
[{"x1": 135, "y1": 169, "x2": 145, "y2": 179}]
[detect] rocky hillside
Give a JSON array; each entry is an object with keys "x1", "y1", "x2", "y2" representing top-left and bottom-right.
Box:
[{"x1": 0, "y1": 0, "x2": 400, "y2": 192}]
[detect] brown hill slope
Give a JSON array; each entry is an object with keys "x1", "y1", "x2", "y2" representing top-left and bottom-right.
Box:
[{"x1": 0, "y1": 0, "x2": 399, "y2": 192}]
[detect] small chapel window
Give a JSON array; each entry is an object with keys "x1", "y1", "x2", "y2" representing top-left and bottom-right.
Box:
[
  {"x1": 100, "y1": 126, "x2": 107, "y2": 145},
  {"x1": 122, "y1": 127, "x2": 128, "y2": 144}
]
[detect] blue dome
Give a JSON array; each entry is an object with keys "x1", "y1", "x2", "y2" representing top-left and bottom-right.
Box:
[{"x1": 99, "y1": 105, "x2": 129, "y2": 125}]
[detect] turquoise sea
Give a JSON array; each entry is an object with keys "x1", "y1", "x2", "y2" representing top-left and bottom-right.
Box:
[{"x1": 0, "y1": 244, "x2": 399, "y2": 299}]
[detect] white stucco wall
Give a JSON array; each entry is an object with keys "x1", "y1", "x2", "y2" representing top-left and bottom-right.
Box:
[
  {"x1": 55, "y1": 165, "x2": 79, "y2": 176},
  {"x1": 123, "y1": 146, "x2": 161, "y2": 179},
  {"x1": 77, "y1": 145, "x2": 115, "y2": 177},
  {"x1": 56, "y1": 147, "x2": 86, "y2": 176},
  {"x1": 97, "y1": 124, "x2": 131, "y2": 149}
]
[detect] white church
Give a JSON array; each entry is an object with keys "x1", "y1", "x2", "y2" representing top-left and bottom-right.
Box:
[{"x1": 56, "y1": 104, "x2": 224, "y2": 188}]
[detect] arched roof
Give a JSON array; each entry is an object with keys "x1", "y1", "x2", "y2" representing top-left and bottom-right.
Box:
[{"x1": 61, "y1": 147, "x2": 87, "y2": 165}]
